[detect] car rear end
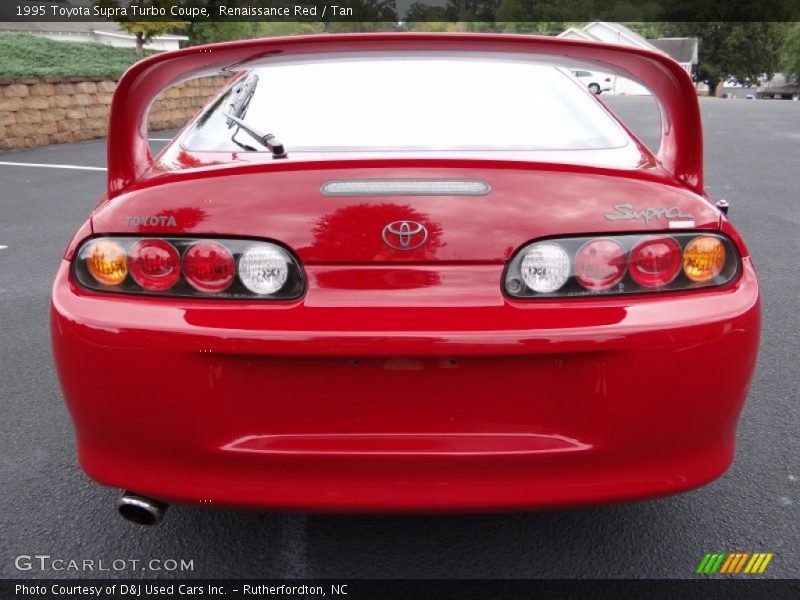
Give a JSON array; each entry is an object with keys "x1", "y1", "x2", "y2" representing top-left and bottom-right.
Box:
[{"x1": 51, "y1": 34, "x2": 760, "y2": 512}]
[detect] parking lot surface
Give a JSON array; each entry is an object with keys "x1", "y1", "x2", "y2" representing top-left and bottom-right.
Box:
[{"x1": 0, "y1": 96, "x2": 797, "y2": 578}]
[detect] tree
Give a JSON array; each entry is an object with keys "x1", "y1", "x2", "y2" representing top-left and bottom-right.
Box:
[
  {"x1": 188, "y1": 22, "x2": 325, "y2": 45},
  {"x1": 622, "y1": 22, "x2": 670, "y2": 39},
  {"x1": 401, "y1": 21, "x2": 462, "y2": 32},
  {"x1": 492, "y1": 0, "x2": 658, "y2": 23},
  {"x1": 660, "y1": 23, "x2": 787, "y2": 96},
  {"x1": 399, "y1": 0, "x2": 498, "y2": 23},
  {"x1": 254, "y1": 22, "x2": 325, "y2": 37},
  {"x1": 324, "y1": 22, "x2": 397, "y2": 33},
  {"x1": 118, "y1": 21, "x2": 183, "y2": 57},
  {"x1": 95, "y1": 1, "x2": 184, "y2": 57},
  {"x1": 402, "y1": 2, "x2": 451, "y2": 22},
  {"x1": 493, "y1": 20, "x2": 567, "y2": 36},
  {"x1": 781, "y1": 22, "x2": 800, "y2": 83}
]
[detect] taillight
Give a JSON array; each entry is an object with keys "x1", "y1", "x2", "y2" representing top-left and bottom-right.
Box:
[
  {"x1": 237, "y1": 244, "x2": 290, "y2": 294},
  {"x1": 74, "y1": 237, "x2": 304, "y2": 299},
  {"x1": 129, "y1": 239, "x2": 181, "y2": 291},
  {"x1": 505, "y1": 233, "x2": 739, "y2": 298},
  {"x1": 574, "y1": 239, "x2": 626, "y2": 291},
  {"x1": 183, "y1": 241, "x2": 235, "y2": 293},
  {"x1": 85, "y1": 239, "x2": 128, "y2": 286},
  {"x1": 629, "y1": 236, "x2": 681, "y2": 287},
  {"x1": 683, "y1": 235, "x2": 726, "y2": 282},
  {"x1": 519, "y1": 242, "x2": 571, "y2": 293}
]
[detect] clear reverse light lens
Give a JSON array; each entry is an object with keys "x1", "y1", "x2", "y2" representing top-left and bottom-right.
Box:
[
  {"x1": 237, "y1": 244, "x2": 289, "y2": 294},
  {"x1": 519, "y1": 242, "x2": 571, "y2": 293}
]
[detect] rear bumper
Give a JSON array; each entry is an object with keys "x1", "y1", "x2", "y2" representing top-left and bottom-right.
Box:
[{"x1": 51, "y1": 259, "x2": 760, "y2": 511}]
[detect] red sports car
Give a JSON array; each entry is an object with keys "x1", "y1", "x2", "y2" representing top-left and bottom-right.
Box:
[{"x1": 51, "y1": 34, "x2": 760, "y2": 525}]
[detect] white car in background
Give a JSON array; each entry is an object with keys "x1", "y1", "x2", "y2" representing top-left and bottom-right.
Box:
[{"x1": 570, "y1": 69, "x2": 613, "y2": 94}]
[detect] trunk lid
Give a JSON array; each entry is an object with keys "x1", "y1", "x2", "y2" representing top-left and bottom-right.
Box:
[{"x1": 92, "y1": 163, "x2": 720, "y2": 263}]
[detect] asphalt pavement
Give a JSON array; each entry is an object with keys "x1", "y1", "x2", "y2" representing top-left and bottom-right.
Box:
[{"x1": 0, "y1": 96, "x2": 797, "y2": 579}]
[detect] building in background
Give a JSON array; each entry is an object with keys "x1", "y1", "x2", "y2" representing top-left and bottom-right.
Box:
[
  {"x1": 557, "y1": 22, "x2": 698, "y2": 95},
  {"x1": 648, "y1": 38, "x2": 699, "y2": 77},
  {"x1": 0, "y1": 22, "x2": 187, "y2": 51}
]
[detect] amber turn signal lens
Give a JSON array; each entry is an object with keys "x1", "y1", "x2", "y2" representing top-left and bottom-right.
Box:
[
  {"x1": 683, "y1": 236, "x2": 726, "y2": 282},
  {"x1": 85, "y1": 240, "x2": 128, "y2": 285}
]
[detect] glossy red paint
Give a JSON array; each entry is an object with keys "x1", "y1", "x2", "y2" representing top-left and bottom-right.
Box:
[
  {"x1": 90, "y1": 165, "x2": 721, "y2": 264},
  {"x1": 51, "y1": 257, "x2": 759, "y2": 510},
  {"x1": 52, "y1": 33, "x2": 760, "y2": 513}
]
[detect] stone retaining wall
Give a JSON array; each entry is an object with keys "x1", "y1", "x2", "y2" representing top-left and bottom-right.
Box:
[{"x1": 0, "y1": 75, "x2": 230, "y2": 151}]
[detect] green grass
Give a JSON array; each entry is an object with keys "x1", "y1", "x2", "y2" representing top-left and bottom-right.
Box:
[{"x1": 0, "y1": 33, "x2": 145, "y2": 78}]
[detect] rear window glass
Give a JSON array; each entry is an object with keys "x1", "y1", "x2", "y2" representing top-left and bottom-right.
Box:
[{"x1": 182, "y1": 55, "x2": 629, "y2": 153}]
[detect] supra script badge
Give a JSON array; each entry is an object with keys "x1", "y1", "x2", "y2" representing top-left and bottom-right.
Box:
[{"x1": 604, "y1": 203, "x2": 693, "y2": 226}]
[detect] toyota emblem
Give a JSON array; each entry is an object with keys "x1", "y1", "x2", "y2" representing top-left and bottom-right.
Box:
[{"x1": 381, "y1": 221, "x2": 428, "y2": 251}]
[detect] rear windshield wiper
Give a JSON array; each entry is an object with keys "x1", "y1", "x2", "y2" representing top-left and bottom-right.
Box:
[
  {"x1": 223, "y1": 110, "x2": 288, "y2": 159},
  {"x1": 226, "y1": 74, "x2": 259, "y2": 122},
  {"x1": 223, "y1": 74, "x2": 287, "y2": 159}
]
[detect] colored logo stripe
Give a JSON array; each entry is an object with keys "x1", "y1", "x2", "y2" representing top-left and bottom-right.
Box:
[
  {"x1": 697, "y1": 553, "x2": 774, "y2": 574},
  {"x1": 734, "y1": 553, "x2": 750, "y2": 573},
  {"x1": 719, "y1": 553, "x2": 749, "y2": 573},
  {"x1": 744, "y1": 553, "x2": 774, "y2": 574},
  {"x1": 696, "y1": 553, "x2": 725, "y2": 574},
  {"x1": 719, "y1": 553, "x2": 738, "y2": 573}
]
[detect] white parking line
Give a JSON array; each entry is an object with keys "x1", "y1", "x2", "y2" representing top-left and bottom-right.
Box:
[
  {"x1": 148, "y1": 138, "x2": 173, "y2": 142},
  {"x1": 0, "y1": 246, "x2": 7, "y2": 250},
  {"x1": 0, "y1": 161, "x2": 106, "y2": 171}
]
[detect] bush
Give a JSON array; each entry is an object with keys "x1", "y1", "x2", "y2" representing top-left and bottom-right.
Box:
[{"x1": 0, "y1": 33, "x2": 144, "y2": 78}]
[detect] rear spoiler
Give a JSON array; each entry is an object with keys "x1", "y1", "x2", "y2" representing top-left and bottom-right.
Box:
[{"x1": 107, "y1": 33, "x2": 703, "y2": 198}]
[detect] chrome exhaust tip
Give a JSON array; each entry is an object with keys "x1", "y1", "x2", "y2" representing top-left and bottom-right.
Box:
[{"x1": 117, "y1": 491, "x2": 168, "y2": 526}]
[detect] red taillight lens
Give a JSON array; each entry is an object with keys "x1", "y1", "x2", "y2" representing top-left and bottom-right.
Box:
[
  {"x1": 129, "y1": 239, "x2": 180, "y2": 291},
  {"x1": 575, "y1": 239, "x2": 626, "y2": 291},
  {"x1": 629, "y1": 236, "x2": 682, "y2": 287},
  {"x1": 183, "y1": 242, "x2": 235, "y2": 292}
]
